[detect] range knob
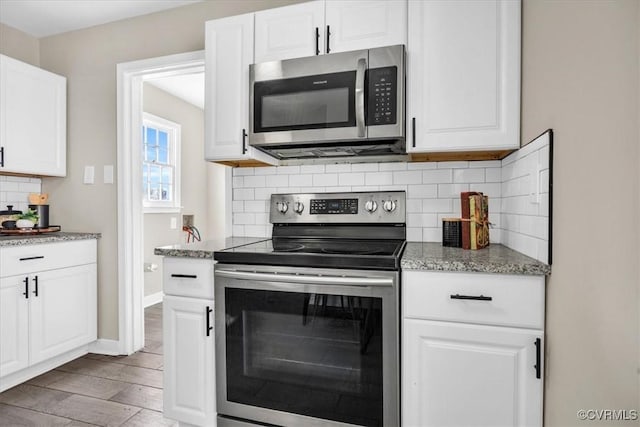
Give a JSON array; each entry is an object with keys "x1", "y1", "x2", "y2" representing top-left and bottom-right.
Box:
[
  {"x1": 365, "y1": 200, "x2": 378, "y2": 213},
  {"x1": 276, "y1": 201, "x2": 288, "y2": 214},
  {"x1": 383, "y1": 200, "x2": 397, "y2": 213},
  {"x1": 294, "y1": 201, "x2": 304, "y2": 214}
]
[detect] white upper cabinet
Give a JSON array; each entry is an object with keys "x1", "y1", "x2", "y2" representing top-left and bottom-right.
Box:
[
  {"x1": 325, "y1": 0, "x2": 407, "y2": 54},
  {"x1": 205, "y1": 14, "x2": 277, "y2": 164},
  {"x1": 0, "y1": 54, "x2": 66, "y2": 176},
  {"x1": 255, "y1": 1, "x2": 325, "y2": 62},
  {"x1": 407, "y1": 0, "x2": 521, "y2": 153},
  {"x1": 255, "y1": 0, "x2": 407, "y2": 62}
]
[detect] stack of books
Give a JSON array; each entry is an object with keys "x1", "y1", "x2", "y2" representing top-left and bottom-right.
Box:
[{"x1": 460, "y1": 191, "x2": 490, "y2": 250}]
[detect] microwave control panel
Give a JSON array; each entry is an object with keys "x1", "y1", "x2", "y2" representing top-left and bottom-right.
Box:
[{"x1": 367, "y1": 66, "x2": 397, "y2": 126}]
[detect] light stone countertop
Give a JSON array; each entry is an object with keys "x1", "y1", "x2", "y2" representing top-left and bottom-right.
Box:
[
  {"x1": 0, "y1": 232, "x2": 101, "y2": 247},
  {"x1": 401, "y1": 242, "x2": 551, "y2": 275},
  {"x1": 154, "y1": 236, "x2": 268, "y2": 259}
]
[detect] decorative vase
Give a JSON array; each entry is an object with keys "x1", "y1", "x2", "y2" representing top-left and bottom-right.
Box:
[{"x1": 16, "y1": 219, "x2": 34, "y2": 229}]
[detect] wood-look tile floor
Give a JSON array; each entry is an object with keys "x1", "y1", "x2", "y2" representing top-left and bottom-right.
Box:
[{"x1": 0, "y1": 303, "x2": 176, "y2": 427}]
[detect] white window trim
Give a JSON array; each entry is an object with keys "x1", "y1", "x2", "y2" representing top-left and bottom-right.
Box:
[{"x1": 142, "y1": 112, "x2": 181, "y2": 214}]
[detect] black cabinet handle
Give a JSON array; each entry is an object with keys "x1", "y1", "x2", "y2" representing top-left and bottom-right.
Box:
[
  {"x1": 23, "y1": 277, "x2": 29, "y2": 299},
  {"x1": 0, "y1": 146, "x2": 4, "y2": 167},
  {"x1": 32, "y1": 275, "x2": 39, "y2": 297},
  {"x1": 534, "y1": 338, "x2": 541, "y2": 379},
  {"x1": 412, "y1": 117, "x2": 416, "y2": 148},
  {"x1": 19, "y1": 256, "x2": 44, "y2": 261},
  {"x1": 170, "y1": 274, "x2": 197, "y2": 279},
  {"x1": 326, "y1": 25, "x2": 331, "y2": 54},
  {"x1": 206, "y1": 306, "x2": 213, "y2": 337},
  {"x1": 242, "y1": 128, "x2": 248, "y2": 154},
  {"x1": 315, "y1": 27, "x2": 320, "y2": 55},
  {"x1": 450, "y1": 294, "x2": 493, "y2": 301}
]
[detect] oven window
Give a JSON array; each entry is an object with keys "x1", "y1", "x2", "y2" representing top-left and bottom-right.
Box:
[
  {"x1": 254, "y1": 71, "x2": 356, "y2": 133},
  {"x1": 261, "y1": 88, "x2": 349, "y2": 129},
  {"x1": 225, "y1": 288, "x2": 383, "y2": 426}
]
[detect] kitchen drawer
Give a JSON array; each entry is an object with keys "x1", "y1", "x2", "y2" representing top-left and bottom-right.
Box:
[
  {"x1": 402, "y1": 271, "x2": 545, "y2": 329},
  {"x1": 163, "y1": 257, "x2": 214, "y2": 299},
  {"x1": 0, "y1": 239, "x2": 97, "y2": 278}
]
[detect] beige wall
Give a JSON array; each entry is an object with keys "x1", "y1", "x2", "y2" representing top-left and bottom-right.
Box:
[
  {"x1": 0, "y1": 23, "x2": 39, "y2": 66},
  {"x1": 142, "y1": 82, "x2": 219, "y2": 298},
  {"x1": 34, "y1": 0, "x2": 303, "y2": 340},
  {"x1": 521, "y1": 0, "x2": 639, "y2": 425}
]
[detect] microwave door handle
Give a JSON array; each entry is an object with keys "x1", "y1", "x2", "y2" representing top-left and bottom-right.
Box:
[{"x1": 355, "y1": 57, "x2": 367, "y2": 138}]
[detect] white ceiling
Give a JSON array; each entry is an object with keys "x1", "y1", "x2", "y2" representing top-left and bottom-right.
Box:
[
  {"x1": 0, "y1": 0, "x2": 203, "y2": 38},
  {"x1": 147, "y1": 72, "x2": 205, "y2": 110}
]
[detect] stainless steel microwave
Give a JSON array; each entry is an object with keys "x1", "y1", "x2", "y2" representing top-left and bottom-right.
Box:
[{"x1": 249, "y1": 45, "x2": 405, "y2": 161}]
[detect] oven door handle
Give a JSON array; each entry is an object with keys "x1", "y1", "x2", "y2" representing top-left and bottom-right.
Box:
[
  {"x1": 355, "y1": 57, "x2": 367, "y2": 138},
  {"x1": 215, "y1": 269, "x2": 393, "y2": 287}
]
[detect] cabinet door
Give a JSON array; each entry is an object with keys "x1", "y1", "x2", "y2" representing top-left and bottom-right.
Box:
[
  {"x1": 407, "y1": 0, "x2": 520, "y2": 153},
  {"x1": 0, "y1": 54, "x2": 66, "y2": 176},
  {"x1": 403, "y1": 319, "x2": 543, "y2": 427},
  {"x1": 163, "y1": 296, "x2": 215, "y2": 426},
  {"x1": 205, "y1": 14, "x2": 253, "y2": 161},
  {"x1": 325, "y1": 0, "x2": 407, "y2": 54},
  {"x1": 255, "y1": 1, "x2": 325, "y2": 62},
  {"x1": 29, "y1": 264, "x2": 97, "y2": 365},
  {"x1": 0, "y1": 275, "x2": 29, "y2": 378}
]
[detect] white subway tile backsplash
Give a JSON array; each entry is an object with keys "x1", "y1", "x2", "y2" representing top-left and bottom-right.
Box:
[
  {"x1": 265, "y1": 175, "x2": 289, "y2": 187},
  {"x1": 351, "y1": 163, "x2": 379, "y2": 172},
  {"x1": 0, "y1": 177, "x2": 42, "y2": 214},
  {"x1": 228, "y1": 134, "x2": 550, "y2": 262},
  {"x1": 313, "y1": 173, "x2": 338, "y2": 186},
  {"x1": 338, "y1": 173, "x2": 365, "y2": 186},
  {"x1": 365, "y1": 172, "x2": 393, "y2": 186},
  {"x1": 422, "y1": 198, "x2": 453, "y2": 213},
  {"x1": 244, "y1": 175, "x2": 266, "y2": 188},
  {"x1": 408, "y1": 184, "x2": 437, "y2": 199},
  {"x1": 453, "y1": 168, "x2": 485, "y2": 183},
  {"x1": 393, "y1": 170, "x2": 422, "y2": 185},
  {"x1": 438, "y1": 183, "x2": 469, "y2": 198},
  {"x1": 326, "y1": 164, "x2": 352, "y2": 173},
  {"x1": 277, "y1": 165, "x2": 300, "y2": 175},
  {"x1": 379, "y1": 162, "x2": 406, "y2": 171},
  {"x1": 423, "y1": 169, "x2": 452, "y2": 184},
  {"x1": 300, "y1": 164, "x2": 325, "y2": 174}
]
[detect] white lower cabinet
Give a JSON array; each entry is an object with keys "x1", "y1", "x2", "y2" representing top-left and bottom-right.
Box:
[
  {"x1": 402, "y1": 271, "x2": 545, "y2": 427},
  {"x1": 163, "y1": 258, "x2": 216, "y2": 426},
  {"x1": 0, "y1": 240, "x2": 97, "y2": 392}
]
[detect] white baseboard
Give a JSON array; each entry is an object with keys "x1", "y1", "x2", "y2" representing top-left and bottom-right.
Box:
[
  {"x1": 88, "y1": 339, "x2": 122, "y2": 356},
  {"x1": 144, "y1": 291, "x2": 164, "y2": 308}
]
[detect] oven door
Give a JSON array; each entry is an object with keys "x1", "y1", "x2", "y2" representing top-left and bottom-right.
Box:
[
  {"x1": 214, "y1": 264, "x2": 399, "y2": 427},
  {"x1": 249, "y1": 49, "x2": 368, "y2": 146}
]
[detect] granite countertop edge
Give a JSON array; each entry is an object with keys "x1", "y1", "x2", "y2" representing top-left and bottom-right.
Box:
[
  {"x1": 0, "y1": 232, "x2": 102, "y2": 247},
  {"x1": 154, "y1": 237, "x2": 268, "y2": 259},
  {"x1": 401, "y1": 242, "x2": 551, "y2": 276}
]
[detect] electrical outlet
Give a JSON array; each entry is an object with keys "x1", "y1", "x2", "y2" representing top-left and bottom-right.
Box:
[
  {"x1": 103, "y1": 165, "x2": 114, "y2": 184},
  {"x1": 182, "y1": 215, "x2": 194, "y2": 227},
  {"x1": 83, "y1": 166, "x2": 95, "y2": 184}
]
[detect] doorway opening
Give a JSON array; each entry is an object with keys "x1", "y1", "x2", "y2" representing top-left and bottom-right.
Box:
[{"x1": 116, "y1": 51, "x2": 228, "y2": 355}]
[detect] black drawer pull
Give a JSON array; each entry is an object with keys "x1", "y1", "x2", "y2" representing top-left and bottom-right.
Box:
[
  {"x1": 450, "y1": 294, "x2": 493, "y2": 301},
  {"x1": 206, "y1": 306, "x2": 213, "y2": 337},
  {"x1": 534, "y1": 338, "x2": 542, "y2": 379},
  {"x1": 171, "y1": 274, "x2": 197, "y2": 279},
  {"x1": 32, "y1": 275, "x2": 39, "y2": 297},
  {"x1": 19, "y1": 256, "x2": 44, "y2": 261},
  {"x1": 315, "y1": 27, "x2": 320, "y2": 55},
  {"x1": 22, "y1": 277, "x2": 29, "y2": 299}
]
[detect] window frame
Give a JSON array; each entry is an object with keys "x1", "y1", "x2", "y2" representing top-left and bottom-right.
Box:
[{"x1": 142, "y1": 112, "x2": 181, "y2": 213}]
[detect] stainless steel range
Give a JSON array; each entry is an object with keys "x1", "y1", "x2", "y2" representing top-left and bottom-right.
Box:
[{"x1": 214, "y1": 191, "x2": 406, "y2": 427}]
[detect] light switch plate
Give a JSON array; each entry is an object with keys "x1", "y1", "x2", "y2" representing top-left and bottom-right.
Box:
[
  {"x1": 170, "y1": 217, "x2": 177, "y2": 229},
  {"x1": 104, "y1": 165, "x2": 114, "y2": 184},
  {"x1": 83, "y1": 166, "x2": 95, "y2": 184}
]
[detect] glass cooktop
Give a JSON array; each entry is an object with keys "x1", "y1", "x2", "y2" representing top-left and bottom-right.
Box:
[{"x1": 214, "y1": 238, "x2": 406, "y2": 271}]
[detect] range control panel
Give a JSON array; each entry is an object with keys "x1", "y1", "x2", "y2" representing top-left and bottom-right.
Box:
[
  {"x1": 271, "y1": 191, "x2": 406, "y2": 224},
  {"x1": 310, "y1": 198, "x2": 358, "y2": 215},
  {"x1": 367, "y1": 66, "x2": 397, "y2": 126}
]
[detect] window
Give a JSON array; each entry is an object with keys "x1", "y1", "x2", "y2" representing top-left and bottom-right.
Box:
[{"x1": 142, "y1": 113, "x2": 181, "y2": 212}]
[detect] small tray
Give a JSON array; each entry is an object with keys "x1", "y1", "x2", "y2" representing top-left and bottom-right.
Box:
[{"x1": 0, "y1": 225, "x2": 61, "y2": 236}]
